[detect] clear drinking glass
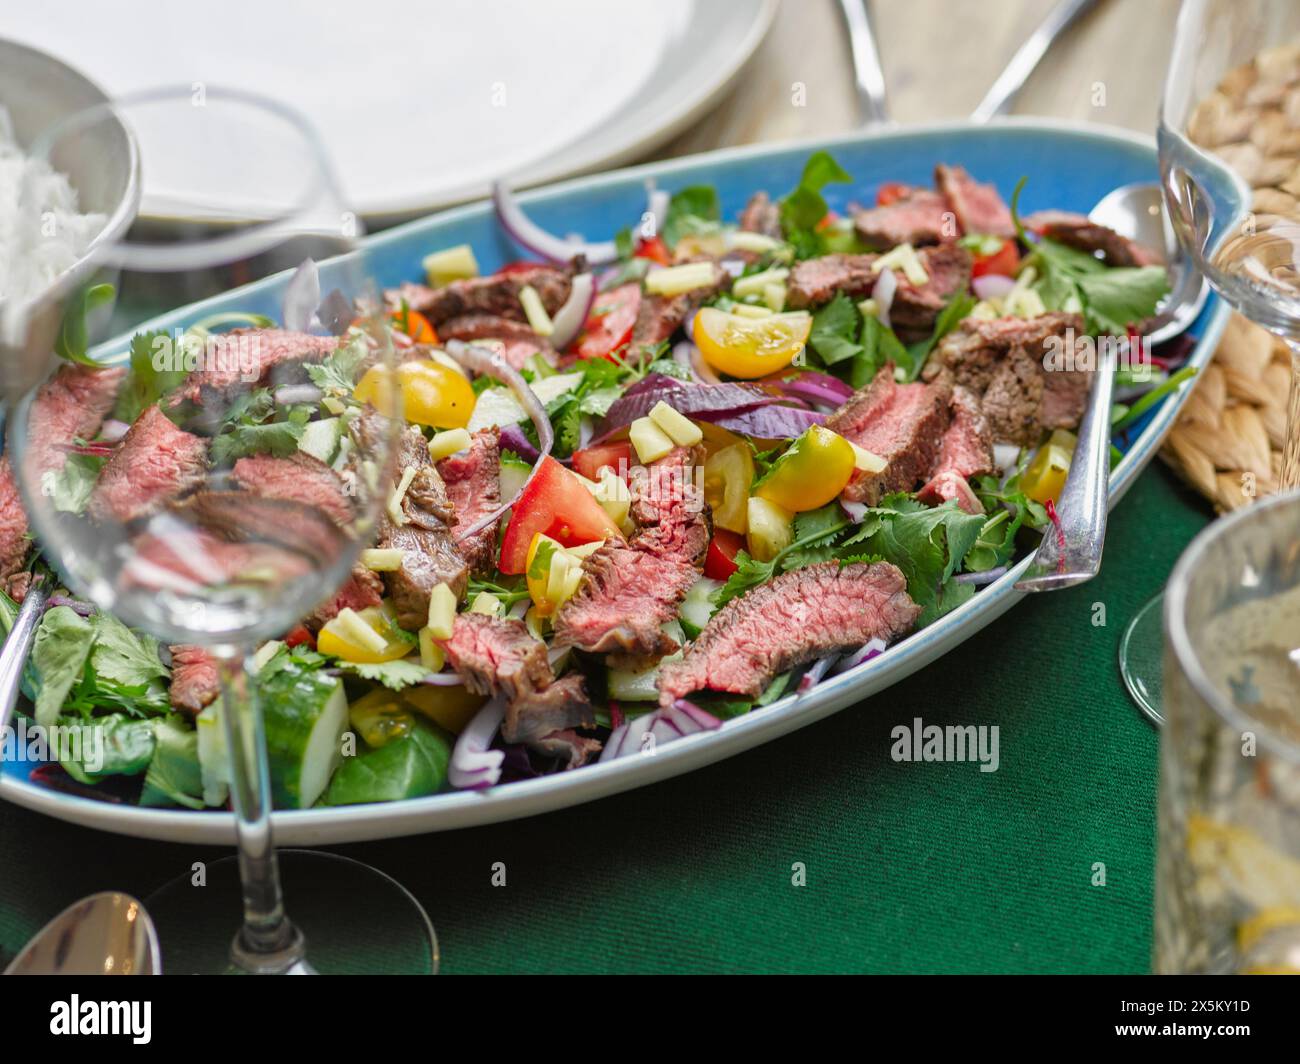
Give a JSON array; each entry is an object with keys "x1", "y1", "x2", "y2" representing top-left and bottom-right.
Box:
[
  {"x1": 0, "y1": 86, "x2": 434, "y2": 973},
  {"x1": 1156, "y1": 488, "x2": 1300, "y2": 974},
  {"x1": 1121, "y1": 0, "x2": 1300, "y2": 724}
]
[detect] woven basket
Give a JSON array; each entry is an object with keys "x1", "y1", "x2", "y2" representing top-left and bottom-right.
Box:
[{"x1": 1161, "y1": 44, "x2": 1300, "y2": 511}]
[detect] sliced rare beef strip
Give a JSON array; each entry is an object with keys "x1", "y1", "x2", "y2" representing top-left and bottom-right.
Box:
[
  {"x1": 825, "y1": 366, "x2": 952, "y2": 505},
  {"x1": 433, "y1": 314, "x2": 555, "y2": 369},
  {"x1": 88, "y1": 404, "x2": 207, "y2": 525},
  {"x1": 348, "y1": 413, "x2": 469, "y2": 629},
  {"x1": 916, "y1": 385, "x2": 996, "y2": 514},
  {"x1": 925, "y1": 311, "x2": 1091, "y2": 445},
  {"x1": 553, "y1": 446, "x2": 709, "y2": 658},
  {"x1": 176, "y1": 491, "x2": 350, "y2": 562},
  {"x1": 853, "y1": 188, "x2": 953, "y2": 249},
  {"x1": 387, "y1": 264, "x2": 573, "y2": 326},
  {"x1": 311, "y1": 564, "x2": 386, "y2": 627},
  {"x1": 435, "y1": 427, "x2": 502, "y2": 573},
  {"x1": 886, "y1": 244, "x2": 973, "y2": 343},
  {"x1": 231, "y1": 451, "x2": 354, "y2": 527},
  {"x1": 0, "y1": 364, "x2": 126, "y2": 579},
  {"x1": 172, "y1": 329, "x2": 340, "y2": 404},
  {"x1": 934, "y1": 164, "x2": 1017, "y2": 239},
  {"x1": 124, "y1": 529, "x2": 313, "y2": 593},
  {"x1": 168, "y1": 645, "x2": 221, "y2": 716},
  {"x1": 737, "y1": 191, "x2": 783, "y2": 237},
  {"x1": 785, "y1": 253, "x2": 879, "y2": 309},
  {"x1": 658, "y1": 561, "x2": 920, "y2": 706},
  {"x1": 438, "y1": 612, "x2": 599, "y2": 767},
  {"x1": 1021, "y1": 210, "x2": 1161, "y2": 267},
  {"x1": 631, "y1": 264, "x2": 726, "y2": 346}
]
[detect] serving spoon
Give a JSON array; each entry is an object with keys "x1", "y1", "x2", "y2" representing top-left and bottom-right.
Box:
[{"x1": 4, "y1": 891, "x2": 160, "y2": 975}]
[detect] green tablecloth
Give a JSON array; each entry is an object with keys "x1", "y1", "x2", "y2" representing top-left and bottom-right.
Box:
[{"x1": 0, "y1": 464, "x2": 1212, "y2": 974}]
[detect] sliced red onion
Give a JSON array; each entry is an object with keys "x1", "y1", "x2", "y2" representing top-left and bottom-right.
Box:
[
  {"x1": 498, "y1": 423, "x2": 540, "y2": 462},
  {"x1": 953, "y1": 565, "x2": 1007, "y2": 586},
  {"x1": 493, "y1": 181, "x2": 618, "y2": 266},
  {"x1": 671, "y1": 698, "x2": 722, "y2": 731},
  {"x1": 671, "y1": 341, "x2": 702, "y2": 382},
  {"x1": 797, "y1": 656, "x2": 837, "y2": 694},
  {"x1": 547, "y1": 271, "x2": 596, "y2": 350},
  {"x1": 599, "y1": 381, "x2": 774, "y2": 433},
  {"x1": 841, "y1": 500, "x2": 869, "y2": 523},
  {"x1": 599, "y1": 699, "x2": 721, "y2": 762},
  {"x1": 873, "y1": 267, "x2": 897, "y2": 329},
  {"x1": 719, "y1": 256, "x2": 747, "y2": 279},
  {"x1": 769, "y1": 372, "x2": 854, "y2": 408},
  {"x1": 46, "y1": 594, "x2": 95, "y2": 616},
  {"x1": 507, "y1": 597, "x2": 530, "y2": 621},
  {"x1": 443, "y1": 339, "x2": 553, "y2": 541},
  {"x1": 704, "y1": 404, "x2": 827, "y2": 439},
  {"x1": 100, "y1": 419, "x2": 130, "y2": 443},
  {"x1": 274, "y1": 383, "x2": 323, "y2": 406},
  {"x1": 449, "y1": 695, "x2": 507, "y2": 789},
  {"x1": 830, "y1": 638, "x2": 887, "y2": 675},
  {"x1": 690, "y1": 344, "x2": 722, "y2": 386},
  {"x1": 282, "y1": 258, "x2": 321, "y2": 332},
  {"x1": 972, "y1": 273, "x2": 1016, "y2": 301},
  {"x1": 420, "y1": 671, "x2": 467, "y2": 687}
]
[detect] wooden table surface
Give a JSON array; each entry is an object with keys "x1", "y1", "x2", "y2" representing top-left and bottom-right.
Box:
[{"x1": 660, "y1": 0, "x2": 1180, "y2": 157}]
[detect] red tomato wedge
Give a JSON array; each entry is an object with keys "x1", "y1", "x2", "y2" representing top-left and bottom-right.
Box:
[
  {"x1": 571, "y1": 439, "x2": 634, "y2": 482},
  {"x1": 574, "y1": 282, "x2": 641, "y2": 361},
  {"x1": 634, "y1": 236, "x2": 672, "y2": 266},
  {"x1": 875, "y1": 181, "x2": 911, "y2": 207},
  {"x1": 703, "y1": 529, "x2": 746, "y2": 580},
  {"x1": 970, "y1": 238, "x2": 1021, "y2": 278},
  {"x1": 498, "y1": 456, "x2": 624, "y2": 574}
]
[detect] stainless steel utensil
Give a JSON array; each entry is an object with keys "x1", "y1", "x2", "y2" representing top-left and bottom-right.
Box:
[
  {"x1": 0, "y1": 575, "x2": 46, "y2": 731},
  {"x1": 836, "y1": 0, "x2": 889, "y2": 126},
  {"x1": 4, "y1": 891, "x2": 160, "y2": 975}
]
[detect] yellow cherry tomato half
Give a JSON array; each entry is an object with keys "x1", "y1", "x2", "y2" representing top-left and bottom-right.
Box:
[
  {"x1": 354, "y1": 358, "x2": 476, "y2": 429},
  {"x1": 692, "y1": 307, "x2": 812, "y2": 379},
  {"x1": 703, "y1": 443, "x2": 754, "y2": 533},
  {"x1": 754, "y1": 426, "x2": 856, "y2": 512}
]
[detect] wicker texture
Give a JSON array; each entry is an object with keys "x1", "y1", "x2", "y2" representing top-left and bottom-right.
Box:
[{"x1": 1163, "y1": 44, "x2": 1300, "y2": 511}]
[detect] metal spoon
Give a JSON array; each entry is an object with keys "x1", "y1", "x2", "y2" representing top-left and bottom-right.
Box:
[
  {"x1": 1014, "y1": 189, "x2": 1209, "y2": 591},
  {"x1": 0, "y1": 574, "x2": 47, "y2": 732},
  {"x1": 4, "y1": 892, "x2": 160, "y2": 975}
]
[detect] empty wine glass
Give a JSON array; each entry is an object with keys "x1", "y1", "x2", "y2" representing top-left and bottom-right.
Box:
[
  {"x1": 0, "y1": 86, "x2": 433, "y2": 973},
  {"x1": 1120, "y1": 0, "x2": 1300, "y2": 724}
]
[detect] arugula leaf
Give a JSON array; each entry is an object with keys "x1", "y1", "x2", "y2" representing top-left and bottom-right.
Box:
[
  {"x1": 614, "y1": 226, "x2": 635, "y2": 260},
  {"x1": 113, "y1": 330, "x2": 189, "y2": 421},
  {"x1": 853, "y1": 312, "x2": 910, "y2": 388},
  {"x1": 900, "y1": 290, "x2": 978, "y2": 382},
  {"x1": 58, "y1": 712, "x2": 156, "y2": 784},
  {"x1": 663, "y1": 186, "x2": 721, "y2": 247},
  {"x1": 138, "y1": 716, "x2": 206, "y2": 810},
  {"x1": 32, "y1": 606, "x2": 96, "y2": 727},
  {"x1": 54, "y1": 283, "x2": 115, "y2": 366},
  {"x1": 779, "y1": 151, "x2": 853, "y2": 241},
  {"x1": 51, "y1": 452, "x2": 107, "y2": 514},
  {"x1": 808, "y1": 292, "x2": 864, "y2": 366}
]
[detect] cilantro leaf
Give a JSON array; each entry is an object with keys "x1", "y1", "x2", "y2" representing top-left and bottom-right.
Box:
[
  {"x1": 663, "y1": 186, "x2": 721, "y2": 247},
  {"x1": 528, "y1": 538, "x2": 557, "y2": 581},
  {"x1": 210, "y1": 409, "x2": 307, "y2": 466},
  {"x1": 113, "y1": 330, "x2": 189, "y2": 421},
  {"x1": 337, "y1": 659, "x2": 431, "y2": 691},
  {"x1": 305, "y1": 333, "x2": 368, "y2": 394},
  {"x1": 779, "y1": 151, "x2": 853, "y2": 256}
]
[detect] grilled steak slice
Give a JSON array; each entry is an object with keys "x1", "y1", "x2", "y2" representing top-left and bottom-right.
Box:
[
  {"x1": 26, "y1": 363, "x2": 125, "y2": 480},
  {"x1": 0, "y1": 459, "x2": 30, "y2": 580},
  {"x1": 169, "y1": 645, "x2": 220, "y2": 716},
  {"x1": 887, "y1": 244, "x2": 973, "y2": 342},
  {"x1": 738, "y1": 191, "x2": 783, "y2": 237},
  {"x1": 917, "y1": 386, "x2": 994, "y2": 515},
  {"x1": 854, "y1": 188, "x2": 952, "y2": 249},
  {"x1": 388, "y1": 264, "x2": 572, "y2": 326},
  {"x1": 934, "y1": 164, "x2": 1016, "y2": 239},
  {"x1": 231, "y1": 452, "x2": 353, "y2": 527},
  {"x1": 1021, "y1": 209, "x2": 1161, "y2": 267},
  {"x1": 173, "y1": 329, "x2": 339, "y2": 403},
  {"x1": 89, "y1": 404, "x2": 207, "y2": 524},
  {"x1": 632, "y1": 265, "x2": 725, "y2": 346},
  {"x1": 176, "y1": 491, "x2": 350, "y2": 564},
  {"x1": 349, "y1": 415, "x2": 468, "y2": 628},
  {"x1": 926, "y1": 312, "x2": 1091, "y2": 444},
  {"x1": 123, "y1": 529, "x2": 313, "y2": 593},
  {"x1": 826, "y1": 367, "x2": 952, "y2": 504},
  {"x1": 311, "y1": 564, "x2": 385, "y2": 627},
  {"x1": 436, "y1": 428, "x2": 501, "y2": 572},
  {"x1": 439, "y1": 613, "x2": 598, "y2": 765},
  {"x1": 554, "y1": 446, "x2": 708, "y2": 657},
  {"x1": 434, "y1": 314, "x2": 554, "y2": 369},
  {"x1": 658, "y1": 561, "x2": 920, "y2": 706},
  {"x1": 1, "y1": 364, "x2": 125, "y2": 578},
  {"x1": 786, "y1": 253, "x2": 880, "y2": 309}
]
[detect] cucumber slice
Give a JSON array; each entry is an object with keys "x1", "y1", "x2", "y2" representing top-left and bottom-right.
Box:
[
  {"x1": 498, "y1": 453, "x2": 532, "y2": 502},
  {"x1": 607, "y1": 653, "x2": 681, "y2": 702},
  {"x1": 467, "y1": 372, "x2": 583, "y2": 433},
  {"x1": 298, "y1": 416, "x2": 343, "y2": 464},
  {"x1": 139, "y1": 717, "x2": 205, "y2": 810},
  {"x1": 678, "y1": 577, "x2": 722, "y2": 639},
  {"x1": 195, "y1": 701, "x2": 230, "y2": 807},
  {"x1": 259, "y1": 661, "x2": 349, "y2": 809}
]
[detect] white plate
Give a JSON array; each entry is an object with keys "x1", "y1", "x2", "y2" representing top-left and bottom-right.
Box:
[{"x1": 0, "y1": 0, "x2": 777, "y2": 223}]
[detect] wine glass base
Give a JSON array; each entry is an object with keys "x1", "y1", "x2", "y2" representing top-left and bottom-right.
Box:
[
  {"x1": 1119, "y1": 593, "x2": 1165, "y2": 727},
  {"x1": 144, "y1": 850, "x2": 438, "y2": 974}
]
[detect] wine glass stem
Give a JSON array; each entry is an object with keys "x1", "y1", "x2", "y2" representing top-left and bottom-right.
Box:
[
  {"x1": 1282, "y1": 340, "x2": 1300, "y2": 492},
  {"x1": 213, "y1": 647, "x2": 303, "y2": 972}
]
